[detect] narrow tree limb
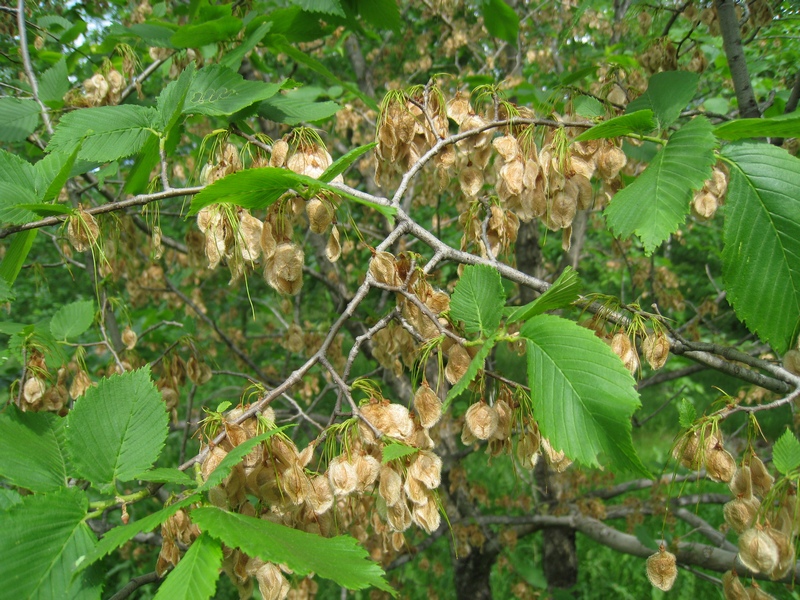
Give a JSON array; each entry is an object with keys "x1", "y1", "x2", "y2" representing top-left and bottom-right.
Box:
[
  {"x1": 107, "y1": 571, "x2": 161, "y2": 600},
  {"x1": 715, "y1": 0, "x2": 760, "y2": 118}
]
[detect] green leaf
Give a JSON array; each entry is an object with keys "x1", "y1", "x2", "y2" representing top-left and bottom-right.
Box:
[
  {"x1": 721, "y1": 142, "x2": 800, "y2": 354},
  {"x1": 39, "y1": 59, "x2": 70, "y2": 105},
  {"x1": 521, "y1": 315, "x2": 648, "y2": 476},
  {"x1": 0, "y1": 405, "x2": 70, "y2": 492},
  {"x1": 50, "y1": 299, "x2": 94, "y2": 340},
  {"x1": 450, "y1": 264, "x2": 505, "y2": 336},
  {"x1": 66, "y1": 366, "x2": 169, "y2": 488},
  {"x1": 191, "y1": 507, "x2": 396, "y2": 595},
  {"x1": 259, "y1": 91, "x2": 341, "y2": 125},
  {"x1": 445, "y1": 335, "x2": 497, "y2": 409},
  {"x1": 507, "y1": 266, "x2": 581, "y2": 324},
  {"x1": 0, "y1": 230, "x2": 38, "y2": 286},
  {"x1": 604, "y1": 117, "x2": 717, "y2": 255},
  {"x1": 198, "y1": 428, "x2": 289, "y2": 492},
  {"x1": 714, "y1": 112, "x2": 800, "y2": 141},
  {"x1": 572, "y1": 110, "x2": 655, "y2": 142},
  {"x1": 320, "y1": 142, "x2": 376, "y2": 183},
  {"x1": 153, "y1": 533, "x2": 222, "y2": 600},
  {"x1": 75, "y1": 495, "x2": 199, "y2": 573},
  {"x1": 0, "y1": 182, "x2": 40, "y2": 225},
  {"x1": 773, "y1": 429, "x2": 800, "y2": 476},
  {"x1": 34, "y1": 147, "x2": 80, "y2": 203},
  {"x1": 220, "y1": 22, "x2": 271, "y2": 72},
  {"x1": 482, "y1": 0, "x2": 519, "y2": 45},
  {"x1": 189, "y1": 167, "x2": 396, "y2": 219},
  {"x1": 268, "y1": 36, "x2": 378, "y2": 111},
  {"x1": 292, "y1": 0, "x2": 345, "y2": 17},
  {"x1": 354, "y1": 0, "x2": 401, "y2": 33},
  {"x1": 130, "y1": 467, "x2": 197, "y2": 487},
  {"x1": 47, "y1": 105, "x2": 159, "y2": 163},
  {"x1": 157, "y1": 63, "x2": 196, "y2": 134},
  {"x1": 677, "y1": 398, "x2": 696, "y2": 429},
  {"x1": 0, "y1": 487, "x2": 100, "y2": 600},
  {"x1": 381, "y1": 441, "x2": 418, "y2": 463},
  {"x1": 573, "y1": 95, "x2": 605, "y2": 118},
  {"x1": 0, "y1": 98, "x2": 40, "y2": 142},
  {"x1": 626, "y1": 71, "x2": 699, "y2": 128},
  {"x1": 0, "y1": 148, "x2": 37, "y2": 190},
  {"x1": 0, "y1": 488, "x2": 22, "y2": 510},
  {"x1": 183, "y1": 65, "x2": 281, "y2": 117},
  {"x1": 0, "y1": 278, "x2": 14, "y2": 303},
  {"x1": 171, "y1": 16, "x2": 242, "y2": 48}
]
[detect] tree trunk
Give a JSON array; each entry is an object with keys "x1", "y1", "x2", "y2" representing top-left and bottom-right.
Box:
[{"x1": 453, "y1": 546, "x2": 500, "y2": 600}]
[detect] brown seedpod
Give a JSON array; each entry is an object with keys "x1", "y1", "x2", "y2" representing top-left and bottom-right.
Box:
[
  {"x1": 408, "y1": 451, "x2": 442, "y2": 490},
  {"x1": 747, "y1": 584, "x2": 777, "y2": 600},
  {"x1": 369, "y1": 251, "x2": 399, "y2": 286},
  {"x1": 412, "y1": 498, "x2": 441, "y2": 534},
  {"x1": 729, "y1": 466, "x2": 753, "y2": 499},
  {"x1": 255, "y1": 562, "x2": 290, "y2": 600},
  {"x1": 611, "y1": 332, "x2": 639, "y2": 375},
  {"x1": 307, "y1": 475, "x2": 334, "y2": 515},
  {"x1": 706, "y1": 443, "x2": 737, "y2": 483},
  {"x1": 493, "y1": 134, "x2": 519, "y2": 161},
  {"x1": 642, "y1": 333, "x2": 670, "y2": 370},
  {"x1": 306, "y1": 197, "x2": 333, "y2": 234},
  {"x1": 738, "y1": 526, "x2": 780, "y2": 574},
  {"x1": 783, "y1": 349, "x2": 800, "y2": 376},
  {"x1": 516, "y1": 428, "x2": 542, "y2": 469},
  {"x1": 765, "y1": 526, "x2": 794, "y2": 580},
  {"x1": 464, "y1": 401, "x2": 499, "y2": 440},
  {"x1": 387, "y1": 499, "x2": 412, "y2": 532},
  {"x1": 645, "y1": 546, "x2": 677, "y2": 591},
  {"x1": 281, "y1": 465, "x2": 311, "y2": 505},
  {"x1": 404, "y1": 473, "x2": 428, "y2": 505},
  {"x1": 596, "y1": 144, "x2": 627, "y2": 180},
  {"x1": 445, "y1": 344, "x2": 471, "y2": 385},
  {"x1": 379, "y1": 465, "x2": 404, "y2": 507},
  {"x1": 269, "y1": 139, "x2": 289, "y2": 167},
  {"x1": 325, "y1": 225, "x2": 341, "y2": 262},
  {"x1": 67, "y1": 209, "x2": 100, "y2": 252},
  {"x1": 22, "y1": 376, "x2": 46, "y2": 405},
  {"x1": 748, "y1": 455, "x2": 774, "y2": 498},
  {"x1": 491, "y1": 399, "x2": 512, "y2": 441},
  {"x1": 265, "y1": 243, "x2": 304, "y2": 296},
  {"x1": 692, "y1": 191, "x2": 718, "y2": 220},
  {"x1": 238, "y1": 210, "x2": 263, "y2": 262},
  {"x1": 328, "y1": 455, "x2": 358, "y2": 497},
  {"x1": 459, "y1": 166, "x2": 484, "y2": 198},
  {"x1": 354, "y1": 452, "x2": 381, "y2": 492},
  {"x1": 724, "y1": 497, "x2": 760, "y2": 534},
  {"x1": 201, "y1": 445, "x2": 229, "y2": 481},
  {"x1": 69, "y1": 370, "x2": 93, "y2": 400},
  {"x1": 542, "y1": 438, "x2": 573, "y2": 472},
  {"x1": 414, "y1": 383, "x2": 443, "y2": 429},
  {"x1": 359, "y1": 402, "x2": 415, "y2": 441},
  {"x1": 722, "y1": 570, "x2": 748, "y2": 600}
]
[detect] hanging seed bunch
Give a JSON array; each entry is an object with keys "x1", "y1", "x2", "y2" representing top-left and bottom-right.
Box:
[
  {"x1": 645, "y1": 545, "x2": 678, "y2": 591},
  {"x1": 156, "y1": 507, "x2": 201, "y2": 576},
  {"x1": 721, "y1": 570, "x2": 778, "y2": 600},
  {"x1": 642, "y1": 330, "x2": 670, "y2": 370},
  {"x1": 691, "y1": 164, "x2": 728, "y2": 221},
  {"x1": 458, "y1": 202, "x2": 520, "y2": 259},
  {"x1": 372, "y1": 323, "x2": 417, "y2": 378},
  {"x1": 637, "y1": 37, "x2": 678, "y2": 74},
  {"x1": 67, "y1": 206, "x2": 101, "y2": 253},
  {"x1": 21, "y1": 367, "x2": 69, "y2": 414},
  {"x1": 672, "y1": 421, "x2": 735, "y2": 482},
  {"x1": 374, "y1": 86, "x2": 449, "y2": 186},
  {"x1": 200, "y1": 142, "x2": 242, "y2": 185},
  {"x1": 610, "y1": 330, "x2": 640, "y2": 375},
  {"x1": 78, "y1": 68, "x2": 126, "y2": 107},
  {"x1": 260, "y1": 201, "x2": 305, "y2": 296}
]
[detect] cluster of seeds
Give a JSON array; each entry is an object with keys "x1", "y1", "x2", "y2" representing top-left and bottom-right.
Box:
[
  {"x1": 195, "y1": 132, "x2": 342, "y2": 292},
  {"x1": 692, "y1": 165, "x2": 728, "y2": 221},
  {"x1": 74, "y1": 69, "x2": 126, "y2": 107},
  {"x1": 19, "y1": 351, "x2": 96, "y2": 414},
  {"x1": 67, "y1": 206, "x2": 101, "y2": 253}
]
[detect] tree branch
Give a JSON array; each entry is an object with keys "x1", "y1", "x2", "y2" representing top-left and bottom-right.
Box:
[{"x1": 715, "y1": 0, "x2": 760, "y2": 118}]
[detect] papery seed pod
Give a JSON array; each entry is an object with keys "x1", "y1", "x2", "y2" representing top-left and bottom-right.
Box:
[
  {"x1": 738, "y1": 527, "x2": 780, "y2": 574},
  {"x1": 765, "y1": 526, "x2": 794, "y2": 580},
  {"x1": 307, "y1": 474, "x2": 334, "y2": 515},
  {"x1": 359, "y1": 402, "x2": 415, "y2": 441},
  {"x1": 306, "y1": 197, "x2": 333, "y2": 234},
  {"x1": 256, "y1": 562, "x2": 290, "y2": 600},
  {"x1": 22, "y1": 376, "x2": 46, "y2": 404},
  {"x1": 747, "y1": 584, "x2": 777, "y2": 600},
  {"x1": 414, "y1": 383, "x2": 443, "y2": 429},
  {"x1": 724, "y1": 497, "x2": 760, "y2": 534},
  {"x1": 611, "y1": 332, "x2": 639, "y2": 375},
  {"x1": 499, "y1": 160, "x2": 525, "y2": 197},
  {"x1": 459, "y1": 166, "x2": 484, "y2": 198},
  {"x1": 783, "y1": 349, "x2": 800, "y2": 376},
  {"x1": 493, "y1": 135, "x2": 519, "y2": 161},
  {"x1": 730, "y1": 465, "x2": 753, "y2": 498},
  {"x1": 354, "y1": 452, "x2": 381, "y2": 492},
  {"x1": 69, "y1": 370, "x2": 93, "y2": 400},
  {"x1": 369, "y1": 251, "x2": 399, "y2": 286},
  {"x1": 151, "y1": 226, "x2": 164, "y2": 260},
  {"x1": 516, "y1": 429, "x2": 542, "y2": 469},
  {"x1": 645, "y1": 547, "x2": 677, "y2": 591},
  {"x1": 186, "y1": 356, "x2": 212, "y2": 385},
  {"x1": 201, "y1": 445, "x2": 228, "y2": 481},
  {"x1": 692, "y1": 191, "x2": 718, "y2": 220},
  {"x1": 68, "y1": 209, "x2": 100, "y2": 252},
  {"x1": 121, "y1": 326, "x2": 137, "y2": 350},
  {"x1": 542, "y1": 438, "x2": 573, "y2": 472},
  {"x1": 379, "y1": 465, "x2": 404, "y2": 507},
  {"x1": 464, "y1": 401, "x2": 499, "y2": 440},
  {"x1": 328, "y1": 455, "x2": 358, "y2": 497},
  {"x1": 281, "y1": 465, "x2": 311, "y2": 505},
  {"x1": 270, "y1": 139, "x2": 289, "y2": 167},
  {"x1": 491, "y1": 399, "x2": 512, "y2": 441},
  {"x1": 722, "y1": 570, "x2": 748, "y2": 600},
  {"x1": 408, "y1": 451, "x2": 442, "y2": 490},
  {"x1": 749, "y1": 455, "x2": 774, "y2": 498},
  {"x1": 261, "y1": 221, "x2": 276, "y2": 259},
  {"x1": 412, "y1": 497, "x2": 441, "y2": 534},
  {"x1": 325, "y1": 225, "x2": 341, "y2": 262},
  {"x1": 404, "y1": 473, "x2": 428, "y2": 505},
  {"x1": 461, "y1": 421, "x2": 477, "y2": 446},
  {"x1": 706, "y1": 444, "x2": 736, "y2": 483},
  {"x1": 238, "y1": 211, "x2": 263, "y2": 262},
  {"x1": 387, "y1": 499, "x2": 413, "y2": 532},
  {"x1": 265, "y1": 243, "x2": 304, "y2": 295},
  {"x1": 642, "y1": 333, "x2": 670, "y2": 369},
  {"x1": 596, "y1": 145, "x2": 627, "y2": 180},
  {"x1": 445, "y1": 344, "x2": 471, "y2": 385}
]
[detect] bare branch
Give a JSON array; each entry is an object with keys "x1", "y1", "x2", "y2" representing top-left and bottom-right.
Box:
[{"x1": 715, "y1": 0, "x2": 760, "y2": 118}]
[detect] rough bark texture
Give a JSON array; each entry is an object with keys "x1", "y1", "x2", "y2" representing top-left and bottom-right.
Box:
[
  {"x1": 454, "y1": 546, "x2": 501, "y2": 600},
  {"x1": 715, "y1": 0, "x2": 760, "y2": 118}
]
